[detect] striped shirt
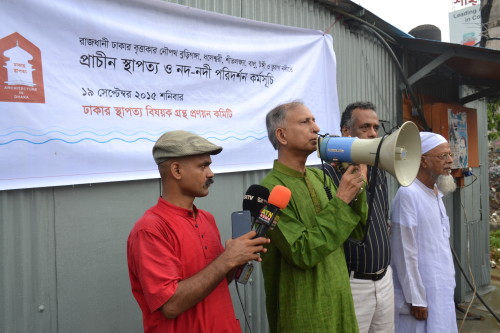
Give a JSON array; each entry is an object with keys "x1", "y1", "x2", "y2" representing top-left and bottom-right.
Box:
[{"x1": 323, "y1": 164, "x2": 391, "y2": 273}]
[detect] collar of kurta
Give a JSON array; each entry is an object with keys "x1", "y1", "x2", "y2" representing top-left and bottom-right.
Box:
[
  {"x1": 272, "y1": 159, "x2": 307, "y2": 178},
  {"x1": 157, "y1": 196, "x2": 199, "y2": 218},
  {"x1": 414, "y1": 178, "x2": 444, "y2": 200},
  {"x1": 272, "y1": 159, "x2": 324, "y2": 212}
]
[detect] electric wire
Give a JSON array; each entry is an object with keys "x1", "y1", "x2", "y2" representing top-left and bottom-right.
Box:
[
  {"x1": 235, "y1": 282, "x2": 253, "y2": 333},
  {"x1": 318, "y1": 133, "x2": 334, "y2": 200},
  {"x1": 452, "y1": 171, "x2": 500, "y2": 325},
  {"x1": 358, "y1": 24, "x2": 431, "y2": 132},
  {"x1": 323, "y1": 6, "x2": 430, "y2": 130},
  {"x1": 458, "y1": 202, "x2": 477, "y2": 332},
  {"x1": 452, "y1": 218, "x2": 500, "y2": 328},
  {"x1": 462, "y1": 172, "x2": 478, "y2": 187},
  {"x1": 324, "y1": 7, "x2": 397, "y2": 45},
  {"x1": 452, "y1": 246, "x2": 500, "y2": 324}
]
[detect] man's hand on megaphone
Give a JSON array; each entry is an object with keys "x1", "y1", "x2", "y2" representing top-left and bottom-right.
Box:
[{"x1": 335, "y1": 164, "x2": 365, "y2": 204}]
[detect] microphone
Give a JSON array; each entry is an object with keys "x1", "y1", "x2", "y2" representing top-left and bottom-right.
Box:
[
  {"x1": 234, "y1": 185, "x2": 291, "y2": 284},
  {"x1": 254, "y1": 185, "x2": 291, "y2": 238},
  {"x1": 242, "y1": 184, "x2": 270, "y2": 224}
]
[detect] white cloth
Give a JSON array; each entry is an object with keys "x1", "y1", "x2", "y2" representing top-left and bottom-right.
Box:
[
  {"x1": 350, "y1": 266, "x2": 395, "y2": 333},
  {"x1": 420, "y1": 132, "x2": 447, "y2": 154},
  {"x1": 390, "y1": 179, "x2": 457, "y2": 333}
]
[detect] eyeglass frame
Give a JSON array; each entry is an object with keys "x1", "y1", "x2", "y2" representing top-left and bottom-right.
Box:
[{"x1": 422, "y1": 152, "x2": 454, "y2": 160}]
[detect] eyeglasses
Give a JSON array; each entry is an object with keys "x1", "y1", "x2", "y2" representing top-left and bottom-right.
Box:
[
  {"x1": 423, "y1": 152, "x2": 454, "y2": 160},
  {"x1": 358, "y1": 124, "x2": 379, "y2": 133}
]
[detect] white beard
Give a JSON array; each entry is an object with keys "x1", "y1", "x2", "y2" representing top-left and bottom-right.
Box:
[{"x1": 437, "y1": 174, "x2": 457, "y2": 195}]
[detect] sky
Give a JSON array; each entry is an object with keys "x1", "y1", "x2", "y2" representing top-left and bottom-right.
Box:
[{"x1": 355, "y1": 0, "x2": 471, "y2": 43}]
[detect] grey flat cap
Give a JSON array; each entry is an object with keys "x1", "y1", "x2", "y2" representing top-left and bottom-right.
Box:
[{"x1": 153, "y1": 130, "x2": 223, "y2": 165}]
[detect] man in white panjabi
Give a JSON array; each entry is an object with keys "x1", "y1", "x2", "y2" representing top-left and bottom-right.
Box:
[{"x1": 391, "y1": 132, "x2": 458, "y2": 333}]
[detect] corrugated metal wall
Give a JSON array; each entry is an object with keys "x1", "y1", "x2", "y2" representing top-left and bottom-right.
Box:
[
  {"x1": 452, "y1": 88, "x2": 491, "y2": 300},
  {"x1": 1, "y1": 1, "x2": 488, "y2": 332}
]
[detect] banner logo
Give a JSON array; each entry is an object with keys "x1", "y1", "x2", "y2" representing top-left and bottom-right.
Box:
[{"x1": 0, "y1": 32, "x2": 45, "y2": 103}]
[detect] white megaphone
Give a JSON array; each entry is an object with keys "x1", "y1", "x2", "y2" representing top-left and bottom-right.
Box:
[{"x1": 317, "y1": 121, "x2": 421, "y2": 186}]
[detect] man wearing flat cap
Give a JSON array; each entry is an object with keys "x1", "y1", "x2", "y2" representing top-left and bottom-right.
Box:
[
  {"x1": 390, "y1": 132, "x2": 458, "y2": 333},
  {"x1": 127, "y1": 130, "x2": 270, "y2": 333}
]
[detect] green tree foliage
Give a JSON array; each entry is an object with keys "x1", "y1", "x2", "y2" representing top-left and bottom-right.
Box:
[
  {"x1": 491, "y1": 230, "x2": 500, "y2": 263},
  {"x1": 488, "y1": 97, "x2": 500, "y2": 141}
]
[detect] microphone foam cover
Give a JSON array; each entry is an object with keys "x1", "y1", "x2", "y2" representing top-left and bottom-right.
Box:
[
  {"x1": 243, "y1": 184, "x2": 270, "y2": 218},
  {"x1": 268, "y1": 185, "x2": 292, "y2": 209}
]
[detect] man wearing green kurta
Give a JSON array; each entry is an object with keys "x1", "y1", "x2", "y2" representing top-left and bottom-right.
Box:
[{"x1": 261, "y1": 101, "x2": 368, "y2": 333}]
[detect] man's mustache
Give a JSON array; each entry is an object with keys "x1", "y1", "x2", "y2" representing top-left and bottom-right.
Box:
[{"x1": 205, "y1": 178, "x2": 214, "y2": 187}]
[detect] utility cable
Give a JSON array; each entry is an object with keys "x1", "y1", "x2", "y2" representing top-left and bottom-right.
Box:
[
  {"x1": 358, "y1": 24, "x2": 431, "y2": 132},
  {"x1": 458, "y1": 203, "x2": 477, "y2": 331},
  {"x1": 235, "y1": 282, "x2": 253, "y2": 333},
  {"x1": 323, "y1": 10, "x2": 431, "y2": 131},
  {"x1": 452, "y1": 246, "x2": 500, "y2": 324},
  {"x1": 452, "y1": 179, "x2": 500, "y2": 325},
  {"x1": 325, "y1": 7, "x2": 397, "y2": 45}
]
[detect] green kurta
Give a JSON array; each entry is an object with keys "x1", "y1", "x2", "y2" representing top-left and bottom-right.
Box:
[{"x1": 260, "y1": 160, "x2": 367, "y2": 333}]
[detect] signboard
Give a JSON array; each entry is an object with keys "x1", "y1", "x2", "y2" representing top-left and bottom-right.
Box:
[
  {"x1": 452, "y1": 0, "x2": 478, "y2": 7},
  {"x1": 448, "y1": 108, "x2": 468, "y2": 168},
  {"x1": 0, "y1": 0, "x2": 339, "y2": 190},
  {"x1": 449, "y1": 4, "x2": 481, "y2": 46}
]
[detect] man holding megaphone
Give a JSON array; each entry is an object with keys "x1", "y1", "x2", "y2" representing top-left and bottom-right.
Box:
[
  {"x1": 260, "y1": 101, "x2": 368, "y2": 333},
  {"x1": 323, "y1": 102, "x2": 394, "y2": 333}
]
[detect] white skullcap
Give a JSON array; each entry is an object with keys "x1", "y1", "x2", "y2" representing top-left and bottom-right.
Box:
[{"x1": 420, "y1": 132, "x2": 448, "y2": 154}]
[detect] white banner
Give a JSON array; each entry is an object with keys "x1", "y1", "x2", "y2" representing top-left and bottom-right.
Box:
[{"x1": 0, "y1": 0, "x2": 339, "y2": 190}]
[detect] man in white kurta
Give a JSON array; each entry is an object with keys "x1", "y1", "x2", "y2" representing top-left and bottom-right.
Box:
[{"x1": 391, "y1": 132, "x2": 458, "y2": 333}]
